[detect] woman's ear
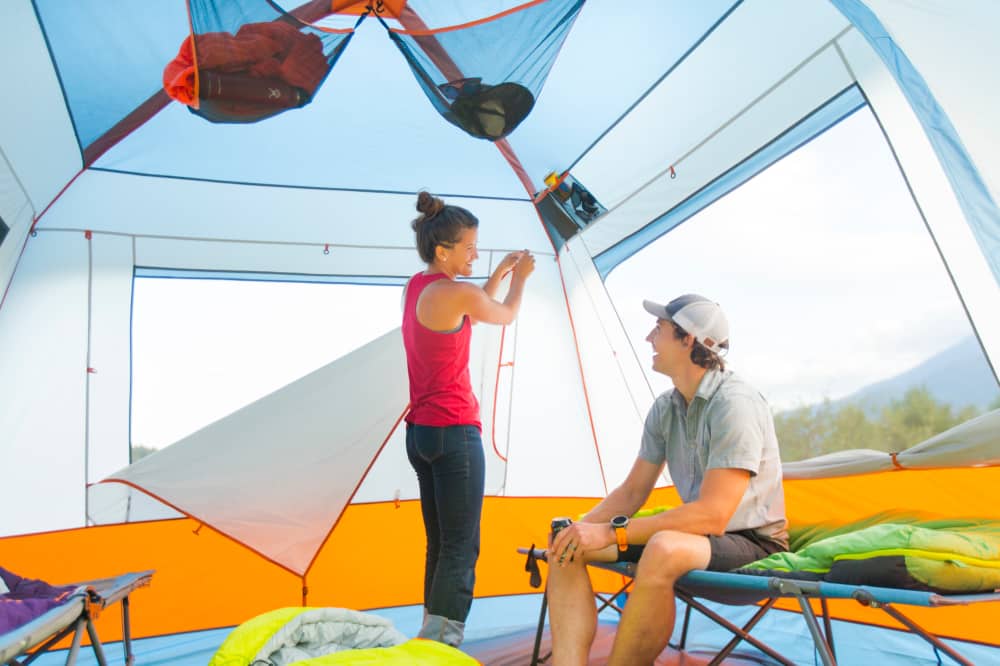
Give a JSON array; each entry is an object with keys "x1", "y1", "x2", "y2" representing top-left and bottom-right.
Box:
[{"x1": 434, "y1": 244, "x2": 449, "y2": 264}]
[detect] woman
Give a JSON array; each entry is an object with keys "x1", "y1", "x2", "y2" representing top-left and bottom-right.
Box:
[{"x1": 402, "y1": 191, "x2": 535, "y2": 647}]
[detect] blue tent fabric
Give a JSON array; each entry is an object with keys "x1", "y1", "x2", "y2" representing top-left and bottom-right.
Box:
[{"x1": 830, "y1": 0, "x2": 1000, "y2": 287}]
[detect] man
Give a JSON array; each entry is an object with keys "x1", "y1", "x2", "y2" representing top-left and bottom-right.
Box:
[{"x1": 547, "y1": 294, "x2": 787, "y2": 665}]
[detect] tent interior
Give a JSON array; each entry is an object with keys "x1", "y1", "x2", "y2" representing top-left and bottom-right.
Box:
[{"x1": 2, "y1": 0, "x2": 999, "y2": 664}]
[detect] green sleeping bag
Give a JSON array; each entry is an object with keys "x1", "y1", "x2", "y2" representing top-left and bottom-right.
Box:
[{"x1": 739, "y1": 521, "x2": 1000, "y2": 593}]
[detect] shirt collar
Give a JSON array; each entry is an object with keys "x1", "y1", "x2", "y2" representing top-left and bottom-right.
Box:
[{"x1": 670, "y1": 367, "x2": 728, "y2": 409}]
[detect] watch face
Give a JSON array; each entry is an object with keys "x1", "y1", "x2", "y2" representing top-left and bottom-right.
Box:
[{"x1": 611, "y1": 514, "x2": 628, "y2": 528}]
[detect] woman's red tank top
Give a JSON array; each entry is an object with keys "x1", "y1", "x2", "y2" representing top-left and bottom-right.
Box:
[{"x1": 402, "y1": 272, "x2": 481, "y2": 429}]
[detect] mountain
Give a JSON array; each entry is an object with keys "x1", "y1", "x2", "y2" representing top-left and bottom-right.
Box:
[{"x1": 838, "y1": 335, "x2": 999, "y2": 413}]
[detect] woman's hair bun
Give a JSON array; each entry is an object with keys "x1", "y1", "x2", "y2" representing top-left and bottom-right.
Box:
[{"x1": 416, "y1": 191, "x2": 445, "y2": 218}]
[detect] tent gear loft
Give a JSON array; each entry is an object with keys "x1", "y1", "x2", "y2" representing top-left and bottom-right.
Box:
[
  {"x1": 163, "y1": 0, "x2": 362, "y2": 123},
  {"x1": 384, "y1": 0, "x2": 584, "y2": 140},
  {"x1": 162, "y1": 0, "x2": 582, "y2": 138}
]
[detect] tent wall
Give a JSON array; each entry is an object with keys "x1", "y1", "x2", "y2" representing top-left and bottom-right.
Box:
[
  {"x1": 832, "y1": 6, "x2": 1000, "y2": 375},
  {"x1": 0, "y1": 155, "x2": 34, "y2": 298},
  {"x1": 838, "y1": 0, "x2": 1000, "y2": 284},
  {"x1": 498, "y1": 256, "x2": 609, "y2": 496},
  {"x1": 0, "y1": 232, "x2": 89, "y2": 534},
  {"x1": 836, "y1": 29, "x2": 1000, "y2": 375},
  {"x1": 0, "y1": 0, "x2": 80, "y2": 217},
  {"x1": 0, "y1": 229, "x2": 132, "y2": 536},
  {"x1": 862, "y1": 0, "x2": 999, "y2": 212},
  {"x1": 576, "y1": 0, "x2": 854, "y2": 257},
  {"x1": 37, "y1": 171, "x2": 552, "y2": 257},
  {"x1": 558, "y1": 235, "x2": 657, "y2": 488},
  {"x1": 6, "y1": 469, "x2": 1000, "y2": 647}
]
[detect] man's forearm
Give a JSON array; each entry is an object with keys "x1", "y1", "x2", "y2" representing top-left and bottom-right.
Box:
[
  {"x1": 626, "y1": 501, "x2": 728, "y2": 545},
  {"x1": 581, "y1": 485, "x2": 645, "y2": 524}
]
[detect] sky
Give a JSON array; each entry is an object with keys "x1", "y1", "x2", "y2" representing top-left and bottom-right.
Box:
[{"x1": 130, "y1": 106, "x2": 990, "y2": 449}]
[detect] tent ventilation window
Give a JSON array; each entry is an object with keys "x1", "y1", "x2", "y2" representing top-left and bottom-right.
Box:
[
  {"x1": 382, "y1": 0, "x2": 584, "y2": 141},
  {"x1": 163, "y1": 0, "x2": 365, "y2": 124},
  {"x1": 536, "y1": 171, "x2": 606, "y2": 247},
  {"x1": 0, "y1": 215, "x2": 7, "y2": 248}
]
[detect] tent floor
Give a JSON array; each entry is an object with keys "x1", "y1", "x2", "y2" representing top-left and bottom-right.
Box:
[{"x1": 464, "y1": 622, "x2": 768, "y2": 665}]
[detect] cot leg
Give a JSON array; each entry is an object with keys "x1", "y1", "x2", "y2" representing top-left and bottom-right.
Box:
[
  {"x1": 531, "y1": 591, "x2": 548, "y2": 666},
  {"x1": 878, "y1": 604, "x2": 974, "y2": 666},
  {"x1": 64, "y1": 617, "x2": 87, "y2": 666},
  {"x1": 679, "y1": 593, "x2": 797, "y2": 666},
  {"x1": 821, "y1": 597, "x2": 835, "y2": 661},
  {"x1": 84, "y1": 617, "x2": 109, "y2": 666},
  {"x1": 594, "y1": 579, "x2": 632, "y2": 615},
  {"x1": 792, "y1": 594, "x2": 836, "y2": 666},
  {"x1": 670, "y1": 602, "x2": 693, "y2": 651},
  {"x1": 709, "y1": 598, "x2": 779, "y2": 665},
  {"x1": 121, "y1": 596, "x2": 135, "y2": 666}
]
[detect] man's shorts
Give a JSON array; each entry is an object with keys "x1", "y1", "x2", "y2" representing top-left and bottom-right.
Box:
[{"x1": 615, "y1": 529, "x2": 786, "y2": 571}]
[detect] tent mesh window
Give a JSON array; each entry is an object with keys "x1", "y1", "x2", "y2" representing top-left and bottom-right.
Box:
[
  {"x1": 163, "y1": 0, "x2": 360, "y2": 123},
  {"x1": 385, "y1": 0, "x2": 584, "y2": 140}
]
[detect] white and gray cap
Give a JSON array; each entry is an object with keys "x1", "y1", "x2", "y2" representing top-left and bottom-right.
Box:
[{"x1": 643, "y1": 294, "x2": 730, "y2": 355}]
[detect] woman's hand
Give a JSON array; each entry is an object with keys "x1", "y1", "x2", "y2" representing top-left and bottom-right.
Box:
[
  {"x1": 494, "y1": 251, "x2": 525, "y2": 279},
  {"x1": 512, "y1": 250, "x2": 535, "y2": 281}
]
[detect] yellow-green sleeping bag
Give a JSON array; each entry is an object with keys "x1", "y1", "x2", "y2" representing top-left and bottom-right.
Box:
[{"x1": 209, "y1": 606, "x2": 479, "y2": 665}]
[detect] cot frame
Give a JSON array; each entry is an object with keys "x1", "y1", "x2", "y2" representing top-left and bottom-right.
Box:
[
  {"x1": 1, "y1": 570, "x2": 154, "y2": 666},
  {"x1": 519, "y1": 547, "x2": 998, "y2": 666}
]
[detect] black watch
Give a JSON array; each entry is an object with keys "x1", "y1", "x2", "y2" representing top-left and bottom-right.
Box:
[{"x1": 610, "y1": 514, "x2": 629, "y2": 552}]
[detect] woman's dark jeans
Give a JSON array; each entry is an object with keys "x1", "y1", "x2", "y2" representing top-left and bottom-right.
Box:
[{"x1": 406, "y1": 423, "x2": 485, "y2": 623}]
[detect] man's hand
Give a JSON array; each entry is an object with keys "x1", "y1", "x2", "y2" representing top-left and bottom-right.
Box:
[{"x1": 550, "y1": 521, "x2": 615, "y2": 567}]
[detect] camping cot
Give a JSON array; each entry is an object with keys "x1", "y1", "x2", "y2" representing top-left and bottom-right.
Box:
[
  {"x1": 520, "y1": 548, "x2": 999, "y2": 666},
  {"x1": 0, "y1": 570, "x2": 153, "y2": 666}
]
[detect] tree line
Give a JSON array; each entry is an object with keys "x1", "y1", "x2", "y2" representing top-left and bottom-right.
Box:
[{"x1": 774, "y1": 386, "x2": 1000, "y2": 462}]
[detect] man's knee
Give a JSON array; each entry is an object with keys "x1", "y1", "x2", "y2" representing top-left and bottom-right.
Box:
[{"x1": 634, "y1": 531, "x2": 709, "y2": 583}]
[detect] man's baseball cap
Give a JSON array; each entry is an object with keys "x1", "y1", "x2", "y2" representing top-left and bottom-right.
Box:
[{"x1": 643, "y1": 294, "x2": 730, "y2": 355}]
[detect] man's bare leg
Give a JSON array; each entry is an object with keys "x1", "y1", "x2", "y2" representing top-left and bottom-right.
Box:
[
  {"x1": 608, "y1": 531, "x2": 711, "y2": 665},
  {"x1": 549, "y1": 545, "x2": 619, "y2": 666}
]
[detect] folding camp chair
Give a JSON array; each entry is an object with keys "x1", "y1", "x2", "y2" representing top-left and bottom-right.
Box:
[
  {"x1": 519, "y1": 547, "x2": 999, "y2": 666},
  {"x1": 1, "y1": 570, "x2": 154, "y2": 666}
]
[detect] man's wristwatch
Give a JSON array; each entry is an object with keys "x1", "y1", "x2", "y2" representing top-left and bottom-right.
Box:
[{"x1": 610, "y1": 514, "x2": 629, "y2": 552}]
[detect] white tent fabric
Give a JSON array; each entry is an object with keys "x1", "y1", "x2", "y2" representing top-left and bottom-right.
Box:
[
  {"x1": 104, "y1": 328, "x2": 410, "y2": 574},
  {"x1": 783, "y1": 408, "x2": 1000, "y2": 479},
  {"x1": 1, "y1": 0, "x2": 998, "y2": 555}
]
